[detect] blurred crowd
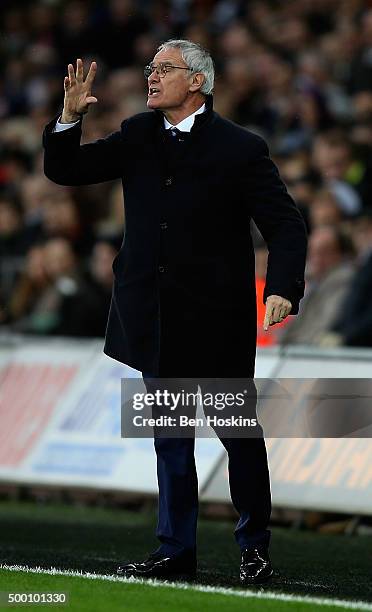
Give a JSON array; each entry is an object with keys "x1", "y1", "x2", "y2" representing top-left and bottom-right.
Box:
[{"x1": 1, "y1": 0, "x2": 372, "y2": 347}]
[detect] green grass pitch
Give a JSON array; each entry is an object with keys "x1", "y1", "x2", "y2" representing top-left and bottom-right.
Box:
[{"x1": 0, "y1": 500, "x2": 370, "y2": 611}]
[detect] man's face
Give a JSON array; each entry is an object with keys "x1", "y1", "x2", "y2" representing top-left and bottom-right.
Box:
[
  {"x1": 146, "y1": 48, "x2": 195, "y2": 111},
  {"x1": 308, "y1": 228, "x2": 341, "y2": 280},
  {"x1": 312, "y1": 141, "x2": 350, "y2": 180}
]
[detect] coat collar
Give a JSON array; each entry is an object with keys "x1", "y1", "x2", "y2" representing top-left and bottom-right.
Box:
[
  {"x1": 163, "y1": 102, "x2": 206, "y2": 132},
  {"x1": 154, "y1": 95, "x2": 214, "y2": 133}
]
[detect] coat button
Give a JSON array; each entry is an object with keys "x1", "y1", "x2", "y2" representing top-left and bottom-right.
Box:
[
  {"x1": 165, "y1": 177, "x2": 172, "y2": 186},
  {"x1": 160, "y1": 222, "x2": 168, "y2": 230}
]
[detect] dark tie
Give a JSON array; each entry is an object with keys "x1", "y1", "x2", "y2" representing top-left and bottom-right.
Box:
[{"x1": 167, "y1": 127, "x2": 190, "y2": 142}]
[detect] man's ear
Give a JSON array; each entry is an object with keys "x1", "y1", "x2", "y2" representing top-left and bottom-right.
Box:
[{"x1": 189, "y1": 72, "x2": 205, "y2": 93}]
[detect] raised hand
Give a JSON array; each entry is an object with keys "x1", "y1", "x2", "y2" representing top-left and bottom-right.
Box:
[{"x1": 61, "y1": 58, "x2": 98, "y2": 123}]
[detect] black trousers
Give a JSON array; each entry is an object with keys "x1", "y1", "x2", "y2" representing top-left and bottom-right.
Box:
[{"x1": 143, "y1": 285, "x2": 271, "y2": 555}]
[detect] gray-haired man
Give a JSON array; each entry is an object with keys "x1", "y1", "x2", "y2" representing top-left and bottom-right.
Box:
[{"x1": 43, "y1": 39, "x2": 307, "y2": 584}]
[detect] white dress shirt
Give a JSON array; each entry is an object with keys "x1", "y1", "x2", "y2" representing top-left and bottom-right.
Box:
[
  {"x1": 163, "y1": 103, "x2": 206, "y2": 132},
  {"x1": 53, "y1": 103, "x2": 206, "y2": 133}
]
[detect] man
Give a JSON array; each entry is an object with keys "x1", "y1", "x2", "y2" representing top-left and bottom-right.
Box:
[
  {"x1": 323, "y1": 213, "x2": 372, "y2": 347},
  {"x1": 43, "y1": 40, "x2": 307, "y2": 584},
  {"x1": 280, "y1": 226, "x2": 355, "y2": 346}
]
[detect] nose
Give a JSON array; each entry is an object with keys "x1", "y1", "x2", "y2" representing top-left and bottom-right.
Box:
[{"x1": 148, "y1": 67, "x2": 160, "y2": 84}]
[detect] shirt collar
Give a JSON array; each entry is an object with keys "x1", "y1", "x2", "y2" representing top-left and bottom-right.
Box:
[{"x1": 163, "y1": 103, "x2": 206, "y2": 132}]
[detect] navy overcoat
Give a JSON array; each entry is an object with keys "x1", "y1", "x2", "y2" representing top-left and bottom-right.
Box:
[{"x1": 43, "y1": 97, "x2": 307, "y2": 374}]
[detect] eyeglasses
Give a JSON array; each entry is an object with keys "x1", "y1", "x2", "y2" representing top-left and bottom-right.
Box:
[{"x1": 144, "y1": 62, "x2": 193, "y2": 79}]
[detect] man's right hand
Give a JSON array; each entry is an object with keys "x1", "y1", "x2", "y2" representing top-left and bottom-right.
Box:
[{"x1": 61, "y1": 58, "x2": 98, "y2": 123}]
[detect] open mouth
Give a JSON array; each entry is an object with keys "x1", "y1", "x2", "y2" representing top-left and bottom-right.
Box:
[{"x1": 148, "y1": 87, "x2": 161, "y2": 97}]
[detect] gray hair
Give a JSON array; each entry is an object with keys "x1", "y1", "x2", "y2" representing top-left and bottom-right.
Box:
[{"x1": 157, "y1": 39, "x2": 214, "y2": 96}]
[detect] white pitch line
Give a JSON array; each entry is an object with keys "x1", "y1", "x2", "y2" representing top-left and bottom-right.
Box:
[{"x1": 0, "y1": 563, "x2": 371, "y2": 611}]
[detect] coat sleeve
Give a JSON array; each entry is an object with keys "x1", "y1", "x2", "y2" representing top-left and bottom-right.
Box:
[
  {"x1": 245, "y1": 136, "x2": 308, "y2": 315},
  {"x1": 42, "y1": 114, "x2": 126, "y2": 186}
]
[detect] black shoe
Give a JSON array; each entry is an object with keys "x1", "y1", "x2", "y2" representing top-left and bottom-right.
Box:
[
  {"x1": 117, "y1": 549, "x2": 197, "y2": 579},
  {"x1": 239, "y1": 546, "x2": 273, "y2": 585}
]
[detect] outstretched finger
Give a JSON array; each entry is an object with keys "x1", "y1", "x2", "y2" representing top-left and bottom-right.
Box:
[
  {"x1": 76, "y1": 58, "x2": 84, "y2": 82},
  {"x1": 85, "y1": 61, "x2": 97, "y2": 87},
  {"x1": 263, "y1": 303, "x2": 273, "y2": 331},
  {"x1": 67, "y1": 63, "x2": 76, "y2": 86},
  {"x1": 86, "y1": 96, "x2": 98, "y2": 106}
]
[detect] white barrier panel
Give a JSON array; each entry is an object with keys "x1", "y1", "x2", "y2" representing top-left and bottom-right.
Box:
[
  {"x1": 276, "y1": 345, "x2": 372, "y2": 378},
  {"x1": 0, "y1": 337, "x2": 221, "y2": 493},
  {"x1": 201, "y1": 346, "x2": 372, "y2": 514},
  {"x1": 1, "y1": 337, "x2": 372, "y2": 514},
  {"x1": 200, "y1": 438, "x2": 372, "y2": 515}
]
